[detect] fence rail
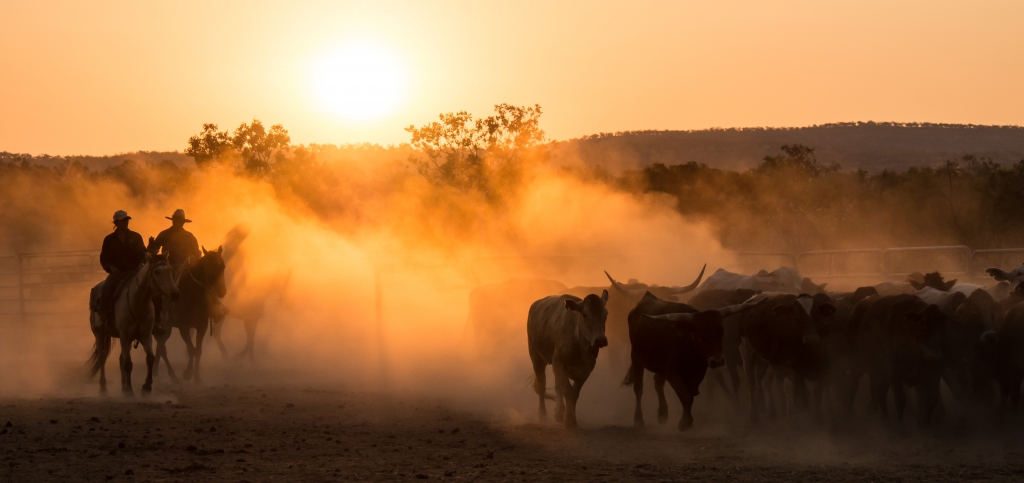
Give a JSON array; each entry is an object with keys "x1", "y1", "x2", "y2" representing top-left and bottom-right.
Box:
[
  {"x1": 0, "y1": 250, "x2": 106, "y2": 322},
  {"x1": 740, "y1": 245, "x2": 1021, "y2": 285}
]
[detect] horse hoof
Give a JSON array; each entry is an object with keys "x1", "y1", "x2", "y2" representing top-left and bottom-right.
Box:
[
  {"x1": 142, "y1": 385, "x2": 152, "y2": 395},
  {"x1": 183, "y1": 370, "x2": 192, "y2": 380},
  {"x1": 657, "y1": 413, "x2": 669, "y2": 425},
  {"x1": 678, "y1": 420, "x2": 693, "y2": 432},
  {"x1": 123, "y1": 390, "x2": 134, "y2": 398},
  {"x1": 634, "y1": 419, "x2": 645, "y2": 429}
]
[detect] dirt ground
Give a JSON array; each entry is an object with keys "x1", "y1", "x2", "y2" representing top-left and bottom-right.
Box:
[{"x1": 4, "y1": 380, "x2": 1024, "y2": 483}]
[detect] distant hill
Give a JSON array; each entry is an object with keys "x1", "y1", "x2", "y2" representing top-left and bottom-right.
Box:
[
  {"x1": 548, "y1": 122, "x2": 1024, "y2": 172},
  {"x1": 0, "y1": 151, "x2": 192, "y2": 170}
]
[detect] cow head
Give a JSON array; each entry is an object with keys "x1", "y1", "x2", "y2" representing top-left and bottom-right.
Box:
[
  {"x1": 565, "y1": 290, "x2": 610, "y2": 349},
  {"x1": 801, "y1": 277, "x2": 828, "y2": 295},
  {"x1": 770, "y1": 294, "x2": 836, "y2": 345},
  {"x1": 986, "y1": 264, "x2": 1024, "y2": 287},
  {"x1": 952, "y1": 289, "x2": 999, "y2": 364},
  {"x1": 909, "y1": 271, "x2": 956, "y2": 292}
]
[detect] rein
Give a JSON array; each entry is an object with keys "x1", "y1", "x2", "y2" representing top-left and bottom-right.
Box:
[{"x1": 125, "y1": 260, "x2": 173, "y2": 327}]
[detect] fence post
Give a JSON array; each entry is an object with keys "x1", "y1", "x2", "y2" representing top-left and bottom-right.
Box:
[{"x1": 17, "y1": 253, "x2": 25, "y2": 323}]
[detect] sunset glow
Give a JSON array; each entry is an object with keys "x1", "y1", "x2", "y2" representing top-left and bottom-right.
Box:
[{"x1": 309, "y1": 43, "x2": 407, "y2": 122}]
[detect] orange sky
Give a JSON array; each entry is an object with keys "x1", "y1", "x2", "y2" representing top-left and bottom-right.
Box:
[{"x1": 1, "y1": 0, "x2": 1022, "y2": 155}]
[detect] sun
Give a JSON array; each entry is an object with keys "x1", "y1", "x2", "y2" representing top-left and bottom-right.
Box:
[{"x1": 310, "y1": 43, "x2": 406, "y2": 122}]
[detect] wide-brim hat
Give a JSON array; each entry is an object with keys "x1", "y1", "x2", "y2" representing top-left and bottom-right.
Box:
[
  {"x1": 113, "y1": 210, "x2": 131, "y2": 222},
  {"x1": 166, "y1": 209, "x2": 192, "y2": 223}
]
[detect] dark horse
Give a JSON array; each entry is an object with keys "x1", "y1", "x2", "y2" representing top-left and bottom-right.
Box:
[{"x1": 167, "y1": 246, "x2": 226, "y2": 383}]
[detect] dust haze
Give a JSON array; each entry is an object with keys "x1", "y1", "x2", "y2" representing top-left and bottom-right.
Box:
[{"x1": 0, "y1": 152, "x2": 730, "y2": 427}]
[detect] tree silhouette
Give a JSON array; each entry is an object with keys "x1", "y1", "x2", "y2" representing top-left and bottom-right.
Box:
[
  {"x1": 232, "y1": 120, "x2": 291, "y2": 177},
  {"x1": 185, "y1": 124, "x2": 232, "y2": 167}
]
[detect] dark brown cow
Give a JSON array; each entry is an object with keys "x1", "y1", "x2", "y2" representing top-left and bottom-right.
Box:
[
  {"x1": 737, "y1": 293, "x2": 836, "y2": 422},
  {"x1": 623, "y1": 292, "x2": 761, "y2": 430},
  {"x1": 527, "y1": 290, "x2": 609, "y2": 429}
]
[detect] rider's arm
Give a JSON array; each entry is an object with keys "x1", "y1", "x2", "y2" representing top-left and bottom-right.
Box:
[{"x1": 99, "y1": 236, "x2": 114, "y2": 274}]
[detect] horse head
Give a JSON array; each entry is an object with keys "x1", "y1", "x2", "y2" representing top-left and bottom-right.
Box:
[
  {"x1": 201, "y1": 245, "x2": 228, "y2": 298},
  {"x1": 146, "y1": 251, "x2": 179, "y2": 301}
]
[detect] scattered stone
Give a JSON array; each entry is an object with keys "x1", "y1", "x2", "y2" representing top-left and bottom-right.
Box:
[
  {"x1": 118, "y1": 442, "x2": 125, "y2": 449},
  {"x1": 50, "y1": 420, "x2": 58, "y2": 424},
  {"x1": 286, "y1": 403, "x2": 295, "y2": 408},
  {"x1": 451, "y1": 428, "x2": 460, "y2": 434},
  {"x1": 415, "y1": 474, "x2": 429, "y2": 479},
  {"x1": 124, "y1": 469, "x2": 134, "y2": 476},
  {"x1": 486, "y1": 451, "x2": 494, "y2": 459}
]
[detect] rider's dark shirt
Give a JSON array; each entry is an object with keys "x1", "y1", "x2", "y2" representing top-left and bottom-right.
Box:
[
  {"x1": 153, "y1": 225, "x2": 201, "y2": 270},
  {"x1": 100, "y1": 230, "x2": 147, "y2": 274}
]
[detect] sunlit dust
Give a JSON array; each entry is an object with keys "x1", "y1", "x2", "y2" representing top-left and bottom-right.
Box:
[{"x1": 309, "y1": 43, "x2": 406, "y2": 122}]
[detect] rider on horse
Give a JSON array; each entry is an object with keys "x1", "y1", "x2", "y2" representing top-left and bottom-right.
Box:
[
  {"x1": 151, "y1": 209, "x2": 202, "y2": 324},
  {"x1": 99, "y1": 210, "x2": 147, "y2": 325},
  {"x1": 152, "y1": 209, "x2": 201, "y2": 274}
]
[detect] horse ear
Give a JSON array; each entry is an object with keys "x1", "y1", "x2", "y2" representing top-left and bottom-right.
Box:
[
  {"x1": 217, "y1": 245, "x2": 223, "y2": 254},
  {"x1": 202, "y1": 246, "x2": 208, "y2": 256}
]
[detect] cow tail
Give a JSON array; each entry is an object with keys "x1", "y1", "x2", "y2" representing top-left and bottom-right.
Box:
[
  {"x1": 526, "y1": 374, "x2": 555, "y2": 400},
  {"x1": 622, "y1": 363, "x2": 635, "y2": 386}
]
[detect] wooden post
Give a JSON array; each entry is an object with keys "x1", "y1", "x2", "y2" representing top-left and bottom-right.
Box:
[{"x1": 17, "y1": 252, "x2": 25, "y2": 323}]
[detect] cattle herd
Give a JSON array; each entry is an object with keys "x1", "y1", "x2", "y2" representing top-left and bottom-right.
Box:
[{"x1": 523, "y1": 263, "x2": 1024, "y2": 431}]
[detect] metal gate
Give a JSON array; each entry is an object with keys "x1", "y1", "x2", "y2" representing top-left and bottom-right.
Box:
[{"x1": 0, "y1": 250, "x2": 105, "y2": 323}]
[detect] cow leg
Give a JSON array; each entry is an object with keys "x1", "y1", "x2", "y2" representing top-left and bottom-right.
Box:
[
  {"x1": 869, "y1": 372, "x2": 890, "y2": 420},
  {"x1": 917, "y1": 377, "x2": 940, "y2": 427},
  {"x1": 709, "y1": 367, "x2": 735, "y2": 403},
  {"x1": 630, "y1": 364, "x2": 646, "y2": 428},
  {"x1": 1012, "y1": 375, "x2": 1023, "y2": 412},
  {"x1": 727, "y1": 360, "x2": 742, "y2": 405},
  {"x1": 564, "y1": 377, "x2": 585, "y2": 430},
  {"x1": 762, "y1": 367, "x2": 779, "y2": 422},
  {"x1": 892, "y1": 381, "x2": 907, "y2": 425},
  {"x1": 744, "y1": 342, "x2": 760, "y2": 423},
  {"x1": 529, "y1": 348, "x2": 549, "y2": 422},
  {"x1": 119, "y1": 338, "x2": 134, "y2": 397},
  {"x1": 654, "y1": 373, "x2": 669, "y2": 425},
  {"x1": 552, "y1": 363, "x2": 568, "y2": 424},
  {"x1": 665, "y1": 375, "x2": 694, "y2": 431}
]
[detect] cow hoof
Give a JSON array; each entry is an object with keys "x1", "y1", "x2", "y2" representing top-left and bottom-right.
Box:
[
  {"x1": 142, "y1": 384, "x2": 152, "y2": 395},
  {"x1": 122, "y1": 389, "x2": 134, "y2": 398},
  {"x1": 678, "y1": 420, "x2": 693, "y2": 431},
  {"x1": 183, "y1": 368, "x2": 193, "y2": 380},
  {"x1": 657, "y1": 413, "x2": 668, "y2": 425},
  {"x1": 634, "y1": 419, "x2": 645, "y2": 429}
]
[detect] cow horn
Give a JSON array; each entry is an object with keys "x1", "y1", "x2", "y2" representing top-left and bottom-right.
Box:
[
  {"x1": 643, "y1": 312, "x2": 695, "y2": 323},
  {"x1": 669, "y1": 264, "x2": 707, "y2": 294},
  {"x1": 604, "y1": 271, "x2": 645, "y2": 296},
  {"x1": 716, "y1": 297, "x2": 766, "y2": 318}
]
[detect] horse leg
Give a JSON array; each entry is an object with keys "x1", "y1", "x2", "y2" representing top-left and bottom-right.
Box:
[
  {"x1": 179, "y1": 326, "x2": 196, "y2": 381},
  {"x1": 211, "y1": 320, "x2": 229, "y2": 360},
  {"x1": 234, "y1": 317, "x2": 258, "y2": 363},
  {"x1": 156, "y1": 334, "x2": 179, "y2": 382},
  {"x1": 119, "y1": 337, "x2": 134, "y2": 397},
  {"x1": 140, "y1": 336, "x2": 156, "y2": 395},
  {"x1": 193, "y1": 322, "x2": 207, "y2": 384}
]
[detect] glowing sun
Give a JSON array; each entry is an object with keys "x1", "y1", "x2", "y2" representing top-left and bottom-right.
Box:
[{"x1": 310, "y1": 44, "x2": 406, "y2": 121}]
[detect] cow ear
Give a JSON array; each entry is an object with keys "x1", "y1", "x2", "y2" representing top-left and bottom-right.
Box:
[
  {"x1": 564, "y1": 299, "x2": 581, "y2": 312},
  {"x1": 945, "y1": 279, "x2": 957, "y2": 291},
  {"x1": 600, "y1": 290, "x2": 609, "y2": 305},
  {"x1": 773, "y1": 305, "x2": 795, "y2": 317},
  {"x1": 909, "y1": 279, "x2": 925, "y2": 291},
  {"x1": 817, "y1": 303, "x2": 837, "y2": 318}
]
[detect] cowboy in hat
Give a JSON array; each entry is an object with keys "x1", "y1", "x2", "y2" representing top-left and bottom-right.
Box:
[
  {"x1": 153, "y1": 209, "x2": 201, "y2": 273},
  {"x1": 98, "y1": 210, "x2": 147, "y2": 324}
]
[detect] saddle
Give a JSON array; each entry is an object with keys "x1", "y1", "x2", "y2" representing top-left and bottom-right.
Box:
[{"x1": 89, "y1": 268, "x2": 140, "y2": 312}]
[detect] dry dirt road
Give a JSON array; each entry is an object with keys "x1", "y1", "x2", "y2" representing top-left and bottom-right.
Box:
[{"x1": 3, "y1": 383, "x2": 1024, "y2": 483}]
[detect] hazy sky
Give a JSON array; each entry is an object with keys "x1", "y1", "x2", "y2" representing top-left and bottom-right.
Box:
[{"x1": 2, "y1": 0, "x2": 1022, "y2": 155}]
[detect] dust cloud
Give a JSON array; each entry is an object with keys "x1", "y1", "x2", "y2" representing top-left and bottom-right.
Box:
[{"x1": 0, "y1": 154, "x2": 732, "y2": 429}]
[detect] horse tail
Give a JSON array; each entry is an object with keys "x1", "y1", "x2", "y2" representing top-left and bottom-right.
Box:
[
  {"x1": 86, "y1": 334, "x2": 110, "y2": 379},
  {"x1": 622, "y1": 363, "x2": 636, "y2": 386}
]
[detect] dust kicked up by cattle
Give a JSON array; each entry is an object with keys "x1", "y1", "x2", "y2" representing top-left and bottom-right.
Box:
[{"x1": 5, "y1": 147, "x2": 1024, "y2": 482}]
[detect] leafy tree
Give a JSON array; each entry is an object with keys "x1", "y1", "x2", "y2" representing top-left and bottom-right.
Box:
[
  {"x1": 756, "y1": 144, "x2": 838, "y2": 177},
  {"x1": 185, "y1": 124, "x2": 232, "y2": 167},
  {"x1": 232, "y1": 120, "x2": 291, "y2": 176},
  {"x1": 406, "y1": 104, "x2": 545, "y2": 195}
]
